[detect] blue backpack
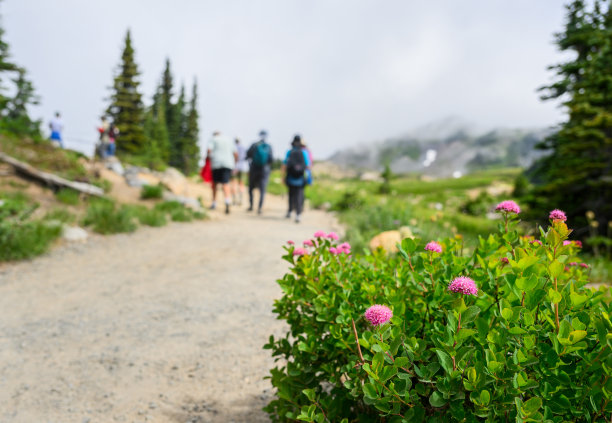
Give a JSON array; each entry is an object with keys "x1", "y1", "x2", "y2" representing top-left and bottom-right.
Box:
[{"x1": 252, "y1": 142, "x2": 271, "y2": 167}]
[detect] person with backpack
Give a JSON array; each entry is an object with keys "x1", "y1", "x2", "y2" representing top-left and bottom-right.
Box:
[
  {"x1": 207, "y1": 130, "x2": 238, "y2": 214},
  {"x1": 246, "y1": 130, "x2": 273, "y2": 214},
  {"x1": 282, "y1": 134, "x2": 310, "y2": 223}
]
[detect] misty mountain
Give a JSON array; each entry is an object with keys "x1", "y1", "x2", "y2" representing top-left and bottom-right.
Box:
[{"x1": 328, "y1": 118, "x2": 552, "y2": 177}]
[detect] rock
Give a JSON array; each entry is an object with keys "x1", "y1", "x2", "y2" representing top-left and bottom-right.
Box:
[
  {"x1": 62, "y1": 226, "x2": 89, "y2": 242},
  {"x1": 369, "y1": 226, "x2": 414, "y2": 253},
  {"x1": 159, "y1": 167, "x2": 188, "y2": 195},
  {"x1": 162, "y1": 192, "x2": 203, "y2": 212},
  {"x1": 104, "y1": 157, "x2": 125, "y2": 176}
]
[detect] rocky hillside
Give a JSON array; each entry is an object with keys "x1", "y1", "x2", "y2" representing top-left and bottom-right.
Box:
[{"x1": 328, "y1": 118, "x2": 552, "y2": 177}]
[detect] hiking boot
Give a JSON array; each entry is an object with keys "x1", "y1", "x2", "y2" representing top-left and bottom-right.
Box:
[
  {"x1": 225, "y1": 204, "x2": 230, "y2": 215},
  {"x1": 295, "y1": 214, "x2": 301, "y2": 223},
  {"x1": 247, "y1": 206, "x2": 253, "y2": 212},
  {"x1": 257, "y1": 208, "x2": 262, "y2": 215},
  {"x1": 285, "y1": 211, "x2": 291, "y2": 219}
]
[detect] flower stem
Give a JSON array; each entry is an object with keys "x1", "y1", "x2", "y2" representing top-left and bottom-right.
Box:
[{"x1": 351, "y1": 317, "x2": 365, "y2": 364}]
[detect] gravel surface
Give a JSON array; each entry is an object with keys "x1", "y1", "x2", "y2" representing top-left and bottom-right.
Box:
[{"x1": 0, "y1": 195, "x2": 339, "y2": 423}]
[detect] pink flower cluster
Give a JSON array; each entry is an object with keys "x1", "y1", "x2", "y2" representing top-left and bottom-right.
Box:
[
  {"x1": 563, "y1": 240, "x2": 582, "y2": 248},
  {"x1": 364, "y1": 304, "x2": 393, "y2": 326},
  {"x1": 330, "y1": 242, "x2": 351, "y2": 255},
  {"x1": 448, "y1": 276, "x2": 478, "y2": 296},
  {"x1": 549, "y1": 209, "x2": 567, "y2": 222},
  {"x1": 530, "y1": 239, "x2": 543, "y2": 246},
  {"x1": 313, "y1": 230, "x2": 327, "y2": 238},
  {"x1": 293, "y1": 248, "x2": 307, "y2": 256},
  {"x1": 495, "y1": 200, "x2": 521, "y2": 214},
  {"x1": 425, "y1": 241, "x2": 443, "y2": 253},
  {"x1": 287, "y1": 240, "x2": 295, "y2": 245},
  {"x1": 303, "y1": 239, "x2": 314, "y2": 247},
  {"x1": 500, "y1": 257, "x2": 509, "y2": 264},
  {"x1": 327, "y1": 232, "x2": 339, "y2": 240}
]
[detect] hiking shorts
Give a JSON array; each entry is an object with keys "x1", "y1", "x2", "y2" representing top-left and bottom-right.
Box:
[{"x1": 212, "y1": 168, "x2": 232, "y2": 184}]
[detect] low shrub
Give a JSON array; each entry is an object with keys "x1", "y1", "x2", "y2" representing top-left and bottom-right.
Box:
[
  {"x1": 0, "y1": 220, "x2": 62, "y2": 261},
  {"x1": 153, "y1": 200, "x2": 204, "y2": 222},
  {"x1": 265, "y1": 205, "x2": 611, "y2": 422},
  {"x1": 125, "y1": 204, "x2": 167, "y2": 227},
  {"x1": 82, "y1": 199, "x2": 137, "y2": 234},
  {"x1": 44, "y1": 208, "x2": 76, "y2": 224},
  {"x1": 140, "y1": 184, "x2": 164, "y2": 200},
  {"x1": 55, "y1": 188, "x2": 80, "y2": 205}
]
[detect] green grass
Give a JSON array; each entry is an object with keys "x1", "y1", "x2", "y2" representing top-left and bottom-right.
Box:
[
  {"x1": 140, "y1": 184, "x2": 164, "y2": 200},
  {"x1": 153, "y1": 200, "x2": 205, "y2": 222},
  {"x1": 124, "y1": 204, "x2": 167, "y2": 227},
  {"x1": 44, "y1": 208, "x2": 76, "y2": 224},
  {"x1": 55, "y1": 188, "x2": 80, "y2": 205},
  {"x1": 82, "y1": 198, "x2": 137, "y2": 234}
]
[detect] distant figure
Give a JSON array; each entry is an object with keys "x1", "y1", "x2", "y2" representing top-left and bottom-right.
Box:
[
  {"x1": 97, "y1": 116, "x2": 110, "y2": 158},
  {"x1": 107, "y1": 122, "x2": 118, "y2": 157},
  {"x1": 301, "y1": 139, "x2": 314, "y2": 186},
  {"x1": 49, "y1": 112, "x2": 64, "y2": 148},
  {"x1": 246, "y1": 130, "x2": 273, "y2": 214},
  {"x1": 207, "y1": 130, "x2": 237, "y2": 214},
  {"x1": 283, "y1": 134, "x2": 310, "y2": 223},
  {"x1": 232, "y1": 138, "x2": 248, "y2": 206}
]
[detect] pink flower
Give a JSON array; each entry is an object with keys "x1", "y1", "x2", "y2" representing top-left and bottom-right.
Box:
[
  {"x1": 563, "y1": 240, "x2": 571, "y2": 246},
  {"x1": 549, "y1": 209, "x2": 567, "y2": 222},
  {"x1": 568, "y1": 262, "x2": 578, "y2": 266},
  {"x1": 293, "y1": 248, "x2": 307, "y2": 256},
  {"x1": 574, "y1": 240, "x2": 583, "y2": 248},
  {"x1": 500, "y1": 257, "x2": 509, "y2": 264},
  {"x1": 495, "y1": 200, "x2": 521, "y2": 214},
  {"x1": 314, "y1": 231, "x2": 327, "y2": 238},
  {"x1": 530, "y1": 240, "x2": 543, "y2": 246},
  {"x1": 329, "y1": 247, "x2": 339, "y2": 254},
  {"x1": 448, "y1": 276, "x2": 478, "y2": 296},
  {"x1": 287, "y1": 240, "x2": 295, "y2": 245},
  {"x1": 425, "y1": 241, "x2": 443, "y2": 253},
  {"x1": 338, "y1": 242, "x2": 351, "y2": 253},
  {"x1": 364, "y1": 305, "x2": 393, "y2": 326},
  {"x1": 327, "y1": 232, "x2": 339, "y2": 240},
  {"x1": 303, "y1": 239, "x2": 313, "y2": 247},
  {"x1": 579, "y1": 263, "x2": 589, "y2": 269}
]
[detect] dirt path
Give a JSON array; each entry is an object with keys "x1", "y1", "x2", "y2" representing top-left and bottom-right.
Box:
[{"x1": 0, "y1": 194, "x2": 339, "y2": 423}]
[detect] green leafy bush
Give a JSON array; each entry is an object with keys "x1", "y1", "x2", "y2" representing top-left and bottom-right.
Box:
[
  {"x1": 153, "y1": 200, "x2": 204, "y2": 222},
  {"x1": 125, "y1": 204, "x2": 167, "y2": 227},
  {"x1": 140, "y1": 184, "x2": 164, "y2": 200},
  {"x1": 82, "y1": 199, "x2": 137, "y2": 234},
  {"x1": 265, "y1": 209, "x2": 611, "y2": 422}
]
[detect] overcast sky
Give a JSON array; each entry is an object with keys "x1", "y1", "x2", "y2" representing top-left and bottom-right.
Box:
[{"x1": 3, "y1": 1, "x2": 569, "y2": 158}]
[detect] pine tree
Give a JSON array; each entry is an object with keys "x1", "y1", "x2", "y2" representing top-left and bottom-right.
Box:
[
  {"x1": 168, "y1": 84, "x2": 186, "y2": 170},
  {"x1": 527, "y1": 0, "x2": 612, "y2": 239},
  {"x1": 182, "y1": 79, "x2": 201, "y2": 174},
  {"x1": 107, "y1": 30, "x2": 147, "y2": 155},
  {"x1": 143, "y1": 91, "x2": 170, "y2": 168},
  {"x1": 160, "y1": 58, "x2": 174, "y2": 130}
]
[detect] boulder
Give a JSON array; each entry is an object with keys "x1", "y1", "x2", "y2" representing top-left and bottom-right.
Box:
[
  {"x1": 369, "y1": 226, "x2": 414, "y2": 253},
  {"x1": 62, "y1": 226, "x2": 88, "y2": 242}
]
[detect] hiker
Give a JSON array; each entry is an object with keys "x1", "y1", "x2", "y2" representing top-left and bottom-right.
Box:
[
  {"x1": 282, "y1": 134, "x2": 310, "y2": 223},
  {"x1": 232, "y1": 138, "x2": 248, "y2": 206},
  {"x1": 107, "y1": 122, "x2": 118, "y2": 157},
  {"x1": 301, "y1": 139, "x2": 314, "y2": 186},
  {"x1": 246, "y1": 130, "x2": 273, "y2": 214},
  {"x1": 97, "y1": 116, "x2": 110, "y2": 159},
  {"x1": 207, "y1": 130, "x2": 237, "y2": 214},
  {"x1": 49, "y1": 112, "x2": 64, "y2": 148}
]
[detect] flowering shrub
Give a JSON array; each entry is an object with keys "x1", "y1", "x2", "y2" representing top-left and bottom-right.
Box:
[{"x1": 264, "y1": 213, "x2": 612, "y2": 422}]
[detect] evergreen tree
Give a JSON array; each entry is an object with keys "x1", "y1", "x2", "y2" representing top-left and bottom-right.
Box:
[
  {"x1": 527, "y1": 0, "x2": 612, "y2": 239},
  {"x1": 143, "y1": 91, "x2": 170, "y2": 168},
  {"x1": 160, "y1": 58, "x2": 174, "y2": 130},
  {"x1": 168, "y1": 84, "x2": 186, "y2": 170},
  {"x1": 107, "y1": 30, "x2": 147, "y2": 155},
  {"x1": 182, "y1": 79, "x2": 201, "y2": 174}
]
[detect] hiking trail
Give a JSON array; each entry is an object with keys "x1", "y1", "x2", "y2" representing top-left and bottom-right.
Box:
[{"x1": 0, "y1": 194, "x2": 339, "y2": 423}]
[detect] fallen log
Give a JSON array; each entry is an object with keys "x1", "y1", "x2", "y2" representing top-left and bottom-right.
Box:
[{"x1": 0, "y1": 152, "x2": 104, "y2": 197}]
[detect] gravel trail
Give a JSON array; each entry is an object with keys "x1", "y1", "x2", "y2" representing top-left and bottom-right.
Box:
[{"x1": 0, "y1": 195, "x2": 338, "y2": 423}]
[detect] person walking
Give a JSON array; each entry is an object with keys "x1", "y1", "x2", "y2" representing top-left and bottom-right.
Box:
[
  {"x1": 282, "y1": 134, "x2": 310, "y2": 223},
  {"x1": 231, "y1": 138, "x2": 248, "y2": 206},
  {"x1": 49, "y1": 112, "x2": 64, "y2": 148},
  {"x1": 207, "y1": 130, "x2": 237, "y2": 214},
  {"x1": 246, "y1": 130, "x2": 273, "y2": 214},
  {"x1": 97, "y1": 116, "x2": 110, "y2": 159}
]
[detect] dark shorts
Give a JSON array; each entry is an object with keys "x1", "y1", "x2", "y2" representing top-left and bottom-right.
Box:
[{"x1": 212, "y1": 168, "x2": 232, "y2": 184}]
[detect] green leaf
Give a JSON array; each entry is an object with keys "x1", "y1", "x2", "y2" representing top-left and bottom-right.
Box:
[
  {"x1": 480, "y1": 390, "x2": 491, "y2": 405},
  {"x1": 302, "y1": 388, "x2": 316, "y2": 402},
  {"x1": 518, "y1": 256, "x2": 539, "y2": 270},
  {"x1": 516, "y1": 274, "x2": 539, "y2": 291},
  {"x1": 509, "y1": 326, "x2": 527, "y2": 335},
  {"x1": 436, "y1": 350, "x2": 454, "y2": 374},
  {"x1": 380, "y1": 365, "x2": 398, "y2": 382},
  {"x1": 461, "y1": 306, "x2": 481, "y2": 324},
  {"x1": 429, "y1": 390, "x2": 447, "y2": 408},
  {"x1": 372, "y1": 352, "x2": 384, "y2": 374},
  {"x1": 569, "y1": 330, "x2": 587, "y2": 344},
  {"x1": 362, "y1": 383, "x2": 378, "y2": 399},
  {"x1": 522, "y1": 397, "x2": 542, "y2": 415},
  {"x1": 548, "y1": 260, "x2": 564, "y2": 278},
  {"x1": 502, "y1": 308, "x2": 514, "y2": 321},
  {"x1": 548, "y1": 288, "x2": 562, "y2": 304},
  {"x1": 570, "y1": 292, "x2": 589, "y2": 307},
  {"x1": 558, "y1": 320, "x2": 571, "y2": 340}
]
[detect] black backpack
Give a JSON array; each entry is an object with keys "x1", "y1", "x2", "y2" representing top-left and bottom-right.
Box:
[{"x1": 287, "y1": 148, "x2": 306, "y2": 178}]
